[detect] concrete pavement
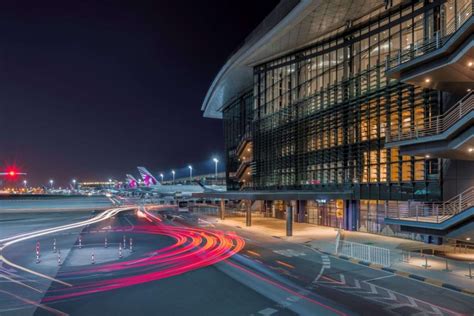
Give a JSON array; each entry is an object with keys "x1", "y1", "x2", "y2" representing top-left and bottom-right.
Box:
[{"x1": 204, "y1": 214, "x2": 474, "y2": 293}]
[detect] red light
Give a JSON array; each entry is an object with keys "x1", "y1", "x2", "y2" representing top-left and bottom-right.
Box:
[{"x1": 9, "y1": 171, "x2": 15, "y2": 176}]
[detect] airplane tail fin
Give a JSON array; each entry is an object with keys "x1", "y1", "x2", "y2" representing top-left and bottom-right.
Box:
[{"x1": 137, "y1": 167, "x2": 161, "y2": 186}]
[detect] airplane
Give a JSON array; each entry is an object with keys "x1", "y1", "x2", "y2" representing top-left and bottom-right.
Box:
[
  {"x1": 135, "y1": 166, "x2": 225, "y2": 198},
  {"x1": 126, "y1": 174, "x2": 139, "y2": 188}
]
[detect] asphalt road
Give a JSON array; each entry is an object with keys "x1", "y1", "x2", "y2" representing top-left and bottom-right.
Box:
[{"x1": 0, "y1": 207, "x2": 473, "y2": 316}]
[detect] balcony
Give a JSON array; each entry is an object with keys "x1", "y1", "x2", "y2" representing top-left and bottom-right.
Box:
[
  {"x1": 385, "y1": 186, "x2": 474, "y2": 230},
  {"x1": 386, "y1": 1, "x2": 474, "y2": 94},
  {"x1": 385, "y1": 91, "x2": 474, "y2": 160}
]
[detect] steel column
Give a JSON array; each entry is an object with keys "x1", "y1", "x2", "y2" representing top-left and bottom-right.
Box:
[
  {"x1": 286, "y1": 204, "x2": 293, "y2": 236},
  {"x1": 246, "y1": 201, "x2": 252, "y2": 226},
  {"x1": 220, "y1": 199, "x2": 225, "y2": 220}
]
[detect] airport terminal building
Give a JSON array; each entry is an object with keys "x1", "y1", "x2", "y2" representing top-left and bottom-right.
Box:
[{"x1": 201, "y1": 0, "x2": 474, "y2": 243}]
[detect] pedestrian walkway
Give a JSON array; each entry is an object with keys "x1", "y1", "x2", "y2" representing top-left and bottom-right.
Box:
[{"x1": 207, "y1": 215, "x2": 474, "y2": 292}]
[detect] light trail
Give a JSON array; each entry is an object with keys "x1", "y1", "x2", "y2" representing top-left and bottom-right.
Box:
[
  {"x1": 0, "y1": 289, "x2": 68, "y2": 316},
  {"x1": 225, "y1": 261, "x2": 347, "y2": 316},
  {"x1": 0, "y1": 205, "x2": 245, "y2": 304},
  {"x1": 42, "y1": 210, "x2": 245, "y2": 302},
  {"x1": 0, "y1": 207, "x2": 135, "y2": 286}
]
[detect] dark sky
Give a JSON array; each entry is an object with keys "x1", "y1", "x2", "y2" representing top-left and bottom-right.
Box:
[{"x1": 0, "y1": 0, "x2": 279, "y2": 186}]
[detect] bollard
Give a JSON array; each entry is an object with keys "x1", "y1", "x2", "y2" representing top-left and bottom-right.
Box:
[
  {"x1": 443, "y1": 257, "x2": 451, "y2": 272},
  {"x1": 36, "y1": 241, "x2": 40, "y2": 257},
  {"x1": 36, "y1": 253, "x2": 40, "y2": 264},
  {"x1": 78, "y1": 236, "x2": 82, "y2": 249},
  {"x1": 57, "y1": 253, "x2": 62, "y2": 266},
  {"x1": 91, "y1": 253, "x2": 95, "y2": 264},
  {"x1": 105, "y1": 237, "x2": 108, "y2": 248},
  {"x1": 119, "y1": 243, "x2": 123, "y2": 258},
  {"x1": 466, "y1": 262, "x2": 473, "y2": 279},
  {"x1": 53, "y1": 239, "x2": 57, "y2": 253},
  {"x1": 123, "y1": 235, "x2": 126, "y2": 249},
  {"x1": 422, "y1": 255, "x2": 431, "y2": 269},
  {"x1": 130, "y1": 238, "x2": 133, "y2": 252}
]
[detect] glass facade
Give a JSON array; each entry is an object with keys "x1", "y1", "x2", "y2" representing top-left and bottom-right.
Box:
[
  {"x1": 219, "y1": 0, "x2": 472, "y2": 236},
  {"x1": 249, "y1": 0, "x2": 463, "y2": 202},
  {"x1": 223, "y1": 91, "x2": 254, "y2": 190}
]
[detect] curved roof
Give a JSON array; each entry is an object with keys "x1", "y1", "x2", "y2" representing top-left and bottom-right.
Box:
[{"x1": 202, "y1": 0, "x2": 384, "y2": 118}]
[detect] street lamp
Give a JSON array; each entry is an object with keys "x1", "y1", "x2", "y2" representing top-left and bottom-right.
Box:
[
  {"x1": 49, "y1": 179, "x2": 54, "y2": 189},
  {"x1": 188, "y1": 165, "x2": 193, "y2": 183},
  {"x1": 213, "y1": 158, "x2": 219, "y2": 180},
  {"x1": 171, "y1": 170, "x2": 175, "y2": 183},
  {"x1": 23, "y1": 180, "x2": 27, "y2": 187},
  {"x1": 160, "y1": 173, "x2": 164, "y2": 183}
]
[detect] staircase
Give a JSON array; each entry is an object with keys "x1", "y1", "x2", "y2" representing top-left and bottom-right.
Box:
[
  {"x1": 386, "y1": 186, "x2": 474, "y2": 224},
  {"x1": 386, "y1": 91, "x2": 474, "y2": 143}
]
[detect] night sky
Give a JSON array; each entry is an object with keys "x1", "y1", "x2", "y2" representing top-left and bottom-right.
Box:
[{"x1": 0, "y1": 0, "x2": 279, "y2": 186}]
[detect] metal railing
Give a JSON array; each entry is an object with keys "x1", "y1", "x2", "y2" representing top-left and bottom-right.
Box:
[
  {"x1": 337, "y1": 240, "x2": 391, "y2": 267},
  {"x1": 387, "y1": 186, "x2": 474, "y2": 223},
  {"x1": 235, "y1": 130, "x2": 252, "y2": 157},
  {"x1": 387, "y1": 91, "x2": 474, "y2": 142},
  {"x1": 386, "y1": 1, "x2": 473, "y2": 70}
]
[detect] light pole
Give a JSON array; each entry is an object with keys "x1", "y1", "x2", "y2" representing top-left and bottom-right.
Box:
[
  {"x1": 23, "y1": 180, "x2": 27, "y2": 188},
  {"x1": 160, "y1": 173, "x2": 164, "y2": 183},
  {"x1": 72, "y1": 179, "x2": 77, "y2": 189},
  {"x1": 213, "y1": 158, "x2": 219, "y2": 180},
  {"x1": 49, "y1": 179, "x2": 54, "y2": 189},
  {"x1": 108, "y1": 179, "x2": 112, "y2": 187},
  {"x1": 171, "y1": 170, "x2": 175, "y2": 183},
  {"x1": 188, "y1": 165, "x2": 193, "y2": 183}
]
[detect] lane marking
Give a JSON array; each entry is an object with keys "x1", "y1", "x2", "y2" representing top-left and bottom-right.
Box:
[
  {"x1": 0, "y1": 289, "x2": 68, "y2": 316},
  {"x1": 364, "y1": 274, "x2": 395, "y2": 282},
  {"x1": 0, "y1": 272, "x2": 42, "y2": 293},
  {"x1": 258, "y1": 307, "x2": 278, "y2": 315},
  {"x1": 276, "y1": 260, "x2": 295, "y2": 269},
  {"x1": 247, "y1": 250, "x2": 261, "y2": 257},
  {"x1": 0, "y1": 207, "x2": 133, "y2": 287}
]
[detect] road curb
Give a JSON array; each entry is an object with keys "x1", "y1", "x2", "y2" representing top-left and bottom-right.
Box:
[{"x1": 314, "y1": 247, "x2": 474, "y2": 297}]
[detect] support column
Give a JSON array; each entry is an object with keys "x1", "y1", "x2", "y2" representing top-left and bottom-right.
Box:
[
  {"x1": 246, "y1": 200, "x2": 252, "y2": 227},
  {"x1": 286, "y1": 203, "x2": 293, "y2": 236},
  {"x1": 297, "y1": 200, "x2": 306, "y2": 223},
  {"x1": 219, "y1": 199, "x2": 225, "y2": 220}
]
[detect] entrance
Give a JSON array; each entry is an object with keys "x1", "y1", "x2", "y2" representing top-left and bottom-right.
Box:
[{"x1": 307, "y1": 199, "x2": 344, "y2": 228}]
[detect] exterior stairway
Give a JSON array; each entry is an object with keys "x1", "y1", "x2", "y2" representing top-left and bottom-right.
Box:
[
  {"x1": 385, "y1": 186, "x2": 474, "y2": 230},
  {"x1": 386, "y1": 91, "x2": 474, "y2": 144}
]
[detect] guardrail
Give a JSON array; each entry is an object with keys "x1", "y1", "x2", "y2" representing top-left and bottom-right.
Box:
[
  {"x1": 387, "y1": 186, "x2": 474, "y2": 223},
  {"x1": 386, "y1": 1, "x2": 473, "y2": 70},
  {"x1": 337, "y1": 240, "x2": 391, "y2": 267},
  {"x1": 387, "y1": 91, "x2": 474, "y2": 143}
]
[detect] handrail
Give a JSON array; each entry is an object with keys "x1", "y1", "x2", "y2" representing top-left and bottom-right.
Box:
[
  {"x1": 386, "y1": 1, "x2": 473, "y2": 70},
  {"x1": 386, "y1": 91, "x2": 474, "y2": 142},
  {"x1": 386, "y1": 186, "x2": 474, "y2": 223},
  {"x1": 235, "y1": 130, "x2": 252, "y2": 157}
]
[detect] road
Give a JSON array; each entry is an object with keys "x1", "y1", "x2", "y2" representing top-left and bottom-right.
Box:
[{"x1": 0, "y1": 206, "x2": 473, "y2": 316}]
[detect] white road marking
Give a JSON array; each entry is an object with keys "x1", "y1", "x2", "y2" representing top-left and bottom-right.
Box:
[
  {"x1": 0, "y1": 207, "x2": 134, "y2": 287},
  {"x1": 258, "y1": 307, "x2": 278, "y2": 315},
  {"x1": 365, "y1": 274, "x2": 395, "y2": 282},
  {"x1": 273, "y1": 249, "x2": 306, "y2": 257}
]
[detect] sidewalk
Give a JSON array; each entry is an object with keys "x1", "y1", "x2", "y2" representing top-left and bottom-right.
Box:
[{"x1": 209, "y1": 215, "x2": 474, "y2": 293}]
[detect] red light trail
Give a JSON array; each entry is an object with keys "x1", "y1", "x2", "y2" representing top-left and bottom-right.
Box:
[{"x1": 42, "y1": 211, "x2": 244, "y2": 302}]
